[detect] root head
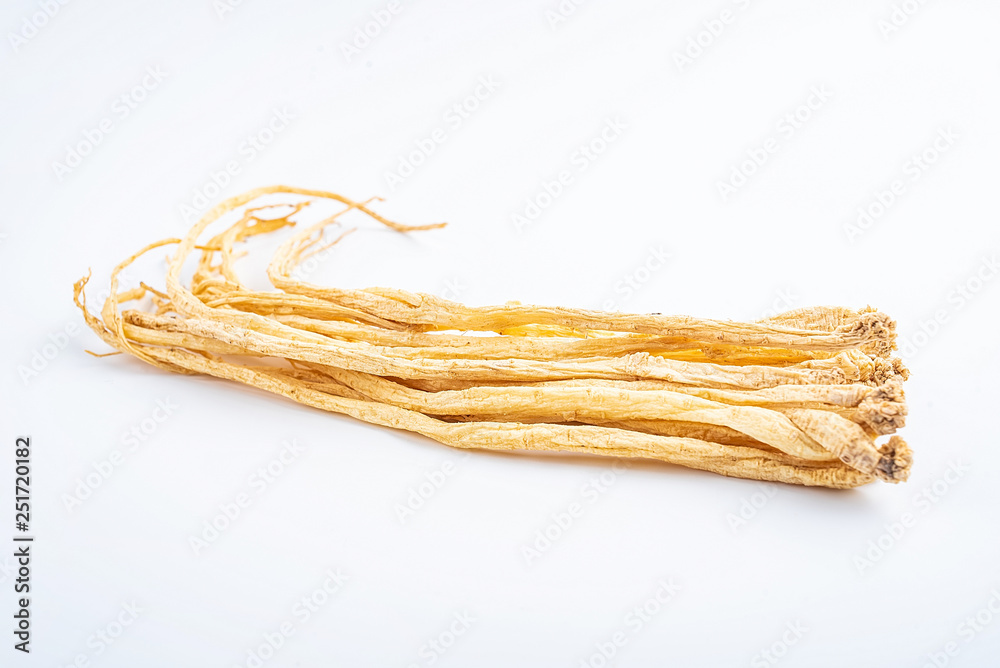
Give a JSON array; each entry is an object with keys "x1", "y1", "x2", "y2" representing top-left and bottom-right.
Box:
[
  {"x1": 874, "y1": 436, "x2": 912, "y2": 483},
  {"x1": 858, "y1": 378, "x2": 908, "y2": 434}
]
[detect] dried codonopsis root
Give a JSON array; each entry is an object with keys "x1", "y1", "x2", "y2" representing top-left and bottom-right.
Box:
[{"x1": 73, "y1": 185, "x2": 912, "y2": 489}]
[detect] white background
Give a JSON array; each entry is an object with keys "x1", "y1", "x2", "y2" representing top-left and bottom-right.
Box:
[{"x1": 2, "y1": 1, "x2": 1000, "y2": 666}]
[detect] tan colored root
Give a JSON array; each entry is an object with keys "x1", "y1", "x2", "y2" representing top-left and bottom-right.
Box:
[
  {"x1": 72, "y1": 185, "x2": 912, "y2": 489},
  {"x1": 289, "y1": 363, "x2": 835, "y2": 461},
  {"x1": 258, "y1": 188, "x2": 893, "y2": 352},
  {"x1": 80, "y1": 321, "x2": 878, "y2": 489}
]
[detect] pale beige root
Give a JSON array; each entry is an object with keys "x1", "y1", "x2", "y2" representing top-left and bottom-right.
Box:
[
  {"x1": 273, "y1": 280, "x2": 895, "y2": 355},
  {"x1": 783, "y1": 408, "x2": 911, "y2": 482},
  {"x1": 874, "y1": 436, "x2": 912, "y2": 483},
  {"x1": 75, "y1": 283, "x2": 866, "y2": 487},
  {"x1": 288, "y1": 363, "x2": 835, "y2": 461},
  {"x1": 187, "y1": 192, "x2": 901, "y2": 381},
  {"x1": 398, "y1": 376, "x2": 903, "y2": 437},
  {"x1": 401, "y1": 376, "x2": 867, "y2": 402},
  {"x1": 276, "y1": 314, "x2": 699, "y2": 360},
  {"x1": 529, "y1": 378, "x2": 878, "y2": 409},
  {"x1": 204, "y1": 292, "x2": 412, "y2": 331},
  {"x1": 274, "y1": 314, "x2": 847, "y2": 367},
  {"x1": 491, "y1": 322, "x2": 836, "y2": 365},
  {"x1": 761, "y1": 306, "x2": 863, "y2": 331},
  {"x1": 72, "y1": 185, "x2": 912, "y2": 489},
  {"x1": 256, "y1": 188, "x2": 895, "y2": 353},
  {"x1": 113, "y1": 308, "x2": 886, "y2": 465},
  {"x1": 148, "y1": 215, "x2": 873, "y2": 390},
  {"x1": 868, "y1": 354, "x2": 911, "y2": 383},
  {"x1": 72, "y1": 310, "x2": 875, "y2": 489},
  {"x1": 191, "y1": 202, "x2": 305, "y2": 297},
  {"x1": 277, "y1": 311, "x2": 902, "y2": 372},
  {"x1": 431, "y1": 414, "x2": 775, "y2": 451},
  {"x1": 275, "y1": 313, "x2": 767, "y2": 363},
  {"x1": 114, "y1": 309, "x2": 887, "y2": 462},
  {"x1": 121, "y1": 315, "x2": 254, "y2": 356},
  {"x1": 181, "y1": 197, "x2": 898, "y2": 376},
  {"x1": 856, "y1": 377, "x2": 908, "y2": 434},
  {"x1": 763, "y1": 305, "x2": 897, "y2": 359},
  {"x1": 570, "y1": 419, "x2": 774, "y2": 450},
  {"x1": 114, "y1": 309, "x2": 861, "y2": 388}
]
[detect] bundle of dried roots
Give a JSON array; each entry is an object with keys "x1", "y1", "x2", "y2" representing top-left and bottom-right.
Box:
[{"x1": 74, "y1": 186, "x2": 912, "y2": 489}]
